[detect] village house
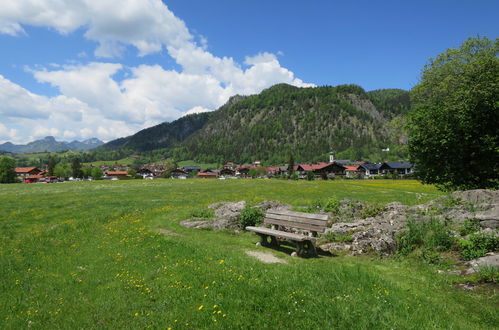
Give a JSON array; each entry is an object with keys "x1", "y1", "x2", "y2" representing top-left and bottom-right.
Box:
[
  {"x1": 137, "y1": 168, "x2": 154, "y2": 179},
  {"x1": 15, "y1": 167, "x2": 42, "y2": 180},
  {"x1": 104, "y1": 171, "x2": 131, "y2": 179},
  {"x1": 198, "y1": 169, "x2": 219, "y2": 179},
  {"x1": 235, "y1": 165, "x2": 250, "y2": 178},
  {"x1": 219, "y1": 168, "x2": 236, "y2": 178},
  {"x1": 379, "y1": 161, "x2": 414, "y2": 176},
  {"x1": 358, "y1": 163, "x2": 382, "y2": 177},
  {"x1": 183, "y1": 166, "x2": 201, "y2": 173},
  {"x1": 170, "y1": 169, "x2": 188, "y2": 179},
  {"x1": 296, "y1": 162, "x2": 346, "y2": 179},
  {"x1": 344, "y1": 165, "x2": 363, "y2": 178}
]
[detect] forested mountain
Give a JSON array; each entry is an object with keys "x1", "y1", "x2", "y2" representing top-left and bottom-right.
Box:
[
  {"x1": 0, "y1": 136, "x2": 103, "y2": 153},
  {"x1": 174, "y1": 84, "x2": 410, "y2": 163},
  {"x1": 96, "y1": 112, "x2": 211, "y2": 152},
  {"x1": 98, "y1": 84, "x2": 411, "y2": 164}
]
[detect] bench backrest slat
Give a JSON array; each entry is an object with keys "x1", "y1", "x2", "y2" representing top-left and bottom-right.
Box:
[
  {"x1": 264, "y1": 218, "x2": 327, "y2": 233},
  {"x1": 267, "y1": 210, "x2": 328, "y2": 221},
  {"x1": 263, "y1": 210, "x2": 328, "y2": 233},
  {"x1": 265, "y1": 213, "x2": 327, "y2": 226}
]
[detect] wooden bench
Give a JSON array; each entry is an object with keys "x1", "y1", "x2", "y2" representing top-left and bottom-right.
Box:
[{"x1": 246, "y1": 209, "x2": 328, "y2": 257}]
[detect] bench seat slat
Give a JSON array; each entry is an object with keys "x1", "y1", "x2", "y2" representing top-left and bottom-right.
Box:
[
  {"x1": 246, "y1": 226, "x2": 318, "y2": 242},
  {"x1": 264, "y1": 218, "x2": 327, "y2": 233},
  {"x1": 266, "y1": 210, "x2": 328, "y2": 221},
  {"x1": 265, "y1": 213, "x2": 328, "y2": 226}
]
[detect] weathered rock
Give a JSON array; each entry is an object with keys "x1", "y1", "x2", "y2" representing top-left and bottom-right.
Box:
[
  {"x1": 180, "y1": 220, "x2": 213, "y2": 229},
  {"x1": 255, "y1": 200, "x2": 292, "y2": 212},
  {"x1": 464, "y1": 252, "x2": 499, "y2": 275},
  {"x1": 182, "y1": 201, "x2": 247, "y2": 230},
  {"x1": 319, "y1": 243, "x2": 352, "y2": 254}
]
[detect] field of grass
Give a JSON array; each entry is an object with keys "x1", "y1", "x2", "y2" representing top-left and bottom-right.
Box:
[{"x1": 1, "y1": 179, "x2": 497, "y2": 328}]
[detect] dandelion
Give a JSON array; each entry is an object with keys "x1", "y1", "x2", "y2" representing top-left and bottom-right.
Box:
[
  {"x1": 134, "y1": 312, "x2": 140, "y2": 317},
  {"x1": 198, "y1": 305, "x2": 204, "y2": 311}
]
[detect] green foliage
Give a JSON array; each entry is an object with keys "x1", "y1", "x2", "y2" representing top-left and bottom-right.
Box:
[
  {"x1": 161, "y1": 170, "x2": 172, "y2": 178},
  {"x1": 91, "y1": 167, "x2": 103, "y2": 180},
  {"x1": 359, "y1": 203, "x2": 386, "y2": 219},
  {"x1": 47, "y1": 155, "x2": 58, "y2": 176},
  {"x1": 306, "y1": 171, "x2": 315, "y2": 181},
  {"x1": 127, "y1": 169, "x2": 140, "y2": 179},
  {"x1": 190, "y1": 208, "x2": 215, "y2": 219},
  {"x1": 408, "y1": 36, "x2": 499, "y2": 190},
  {"x1": 475, "y1": 265, "x2": 498, "y2": 283},
  {"x1": 82, "y1": 167, "x2": 93, "y2": 178},
  {"x1": 239, "y1": 206, "x2": 264, "y2": 228},
  {"x1": 248, "y1": 168, "x2": 258, "y2": 178},
  {"x1": 367, "y1": 89, "x2": 411, "y2": 119},
  {"x1": 0, "y1": 156, "x2": 16, "y2": 183},
  {"x1": 97, "y1": 112, "x2": 211, "y2": 152},
  {"x1": 174, "y1": 84, "x2": 409, "y2": 163},
  {"x1": 323, "y1": 197, "x2": 340, "y2": 214},
  {"x1": 397, "y1": 218, "x2": 455, "y2": 256},
  {"x1": 71, "y1": 157, "x2": 83, "y2": 178},
  {"x1": 290, "y1": 173, "x2": 299, "y2": 180},
  {"x1": 54, "y1": 162, "x2": 71, "y2": 179},
  {"x1": 458, "y1": 219, "x2": 481, "y2": 236},
  {"x1": 459, "y1": 233, "x2": 499, "y2": 260}
]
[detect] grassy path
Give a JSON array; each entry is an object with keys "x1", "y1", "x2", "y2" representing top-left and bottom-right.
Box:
[{"x1": 1, "y1": 180, "x2": 497, "y2": 328}]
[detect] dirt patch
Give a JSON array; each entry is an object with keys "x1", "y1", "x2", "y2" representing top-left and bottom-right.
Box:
[
  {"x1": 156, "y1": 228, "x2": 181, "y2": 236},
  {"x1": 245, "y1": 250, "x2": 287, "y2": 264}
]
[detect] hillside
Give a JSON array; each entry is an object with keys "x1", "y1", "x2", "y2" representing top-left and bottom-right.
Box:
[
  {"x1": 99, "y1": 84, "x2": 411, "y2": 163},
  {"x1": 0, "y1": 136, "x2": 103, "y2": 153},
  {"x1": 176, "y1": 84, "x2": 410, "y2": 163},
  {"x1": 96, "y1": 112, "x2": 211, "y2": 152}
]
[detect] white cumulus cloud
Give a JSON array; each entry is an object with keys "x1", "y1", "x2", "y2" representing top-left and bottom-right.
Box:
[{"x1": 0, "y1": 0, "x2": 315, "y2": 144}]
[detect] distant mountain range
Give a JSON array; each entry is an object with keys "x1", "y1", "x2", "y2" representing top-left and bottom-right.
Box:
[
  {"x1": 96, "y1": 84, "x2": 411, "y2": 163},
  {"x1": 0, "y1": 136, "x2": 104, "y2": 153}
]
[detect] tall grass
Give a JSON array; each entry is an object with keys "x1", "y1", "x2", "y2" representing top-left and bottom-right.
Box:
[{"x1": 1, "y1": 180, "x2": 496, "y2": 328}]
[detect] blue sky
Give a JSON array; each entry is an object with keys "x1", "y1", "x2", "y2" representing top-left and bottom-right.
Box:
[{"x1": 0, "y1": 0, "x2": 497, "y2": 144}]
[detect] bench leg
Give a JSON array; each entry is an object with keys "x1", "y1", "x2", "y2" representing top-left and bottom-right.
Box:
[
  {"x1": 295, "y1": 241, "x2": 317, "y2": 257},
  {"x1": 269, "y1": 236, "x2": 280, "y2": 247},
  {"x1": 257, "y1": 234, "x2": 269, "y2": 247},
  {"x1": 257, "y1": 234, "x2": 280, "y2": 248}
]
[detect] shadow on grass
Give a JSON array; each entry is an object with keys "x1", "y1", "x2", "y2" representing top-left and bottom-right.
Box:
[{"x1": 259, "y1": 240, "x2": 334, "y2": 259}]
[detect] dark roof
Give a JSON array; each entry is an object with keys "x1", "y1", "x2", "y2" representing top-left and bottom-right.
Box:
[
  {"x1": 183, "y1": 166, "x2": 201, "y2": 170},
  {"x1": 334, "y1": 160, "x2": 351, "y2": 165},
  {"x1": 359, "y1": 163, "x2": 382, "y2": 171},
  {"x1": 382, "y1": 162, "x2": 413, "y2": 169}
]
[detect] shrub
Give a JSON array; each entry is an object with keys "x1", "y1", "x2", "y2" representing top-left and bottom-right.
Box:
[
  {"x1": 476, "y1": 265, "x2": 498, "y2": 284},
  {"x1": 305, "y1": 199, "x2": 323, "y2": 213},
  {"x1": 397, "y1": 218, "x2": 455, "y2": 256},
  {"x1": 359, "y1": 203, "x2": 386, "y2": 219},
  {"x1": 458, "y1": 219, "x2": 481, "y2": 236},
  {"x1": 306, "y1": 171, "x2": 315, "y2": 181},
  {"x1": 459, "y1": 233, "x2": 498, "y2": 261},
  {"x1": 290, "y1": 173, "x2": 299, "y2": 180},
  {"x1": 323, "y1": 197, "x2": 340, "y2": 214},
  {"x1": 240, "y1": 206, "x2": 264, "y2": 228},
  {"x1": 190, "y1": 208, "x2": 215, "y2": 219}
]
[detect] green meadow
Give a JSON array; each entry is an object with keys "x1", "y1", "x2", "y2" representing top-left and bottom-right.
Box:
[{"x1": 0, "y1": 180, "x2": 497, "y2": 329}]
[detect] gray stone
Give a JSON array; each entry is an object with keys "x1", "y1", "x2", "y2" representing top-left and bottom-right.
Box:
[
  {"x1": 465, "y1": 252, "x2": 499, "y2": 274},
  {"x1": 255, "y1": 200, "x2": 292, "y2": 212}
]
